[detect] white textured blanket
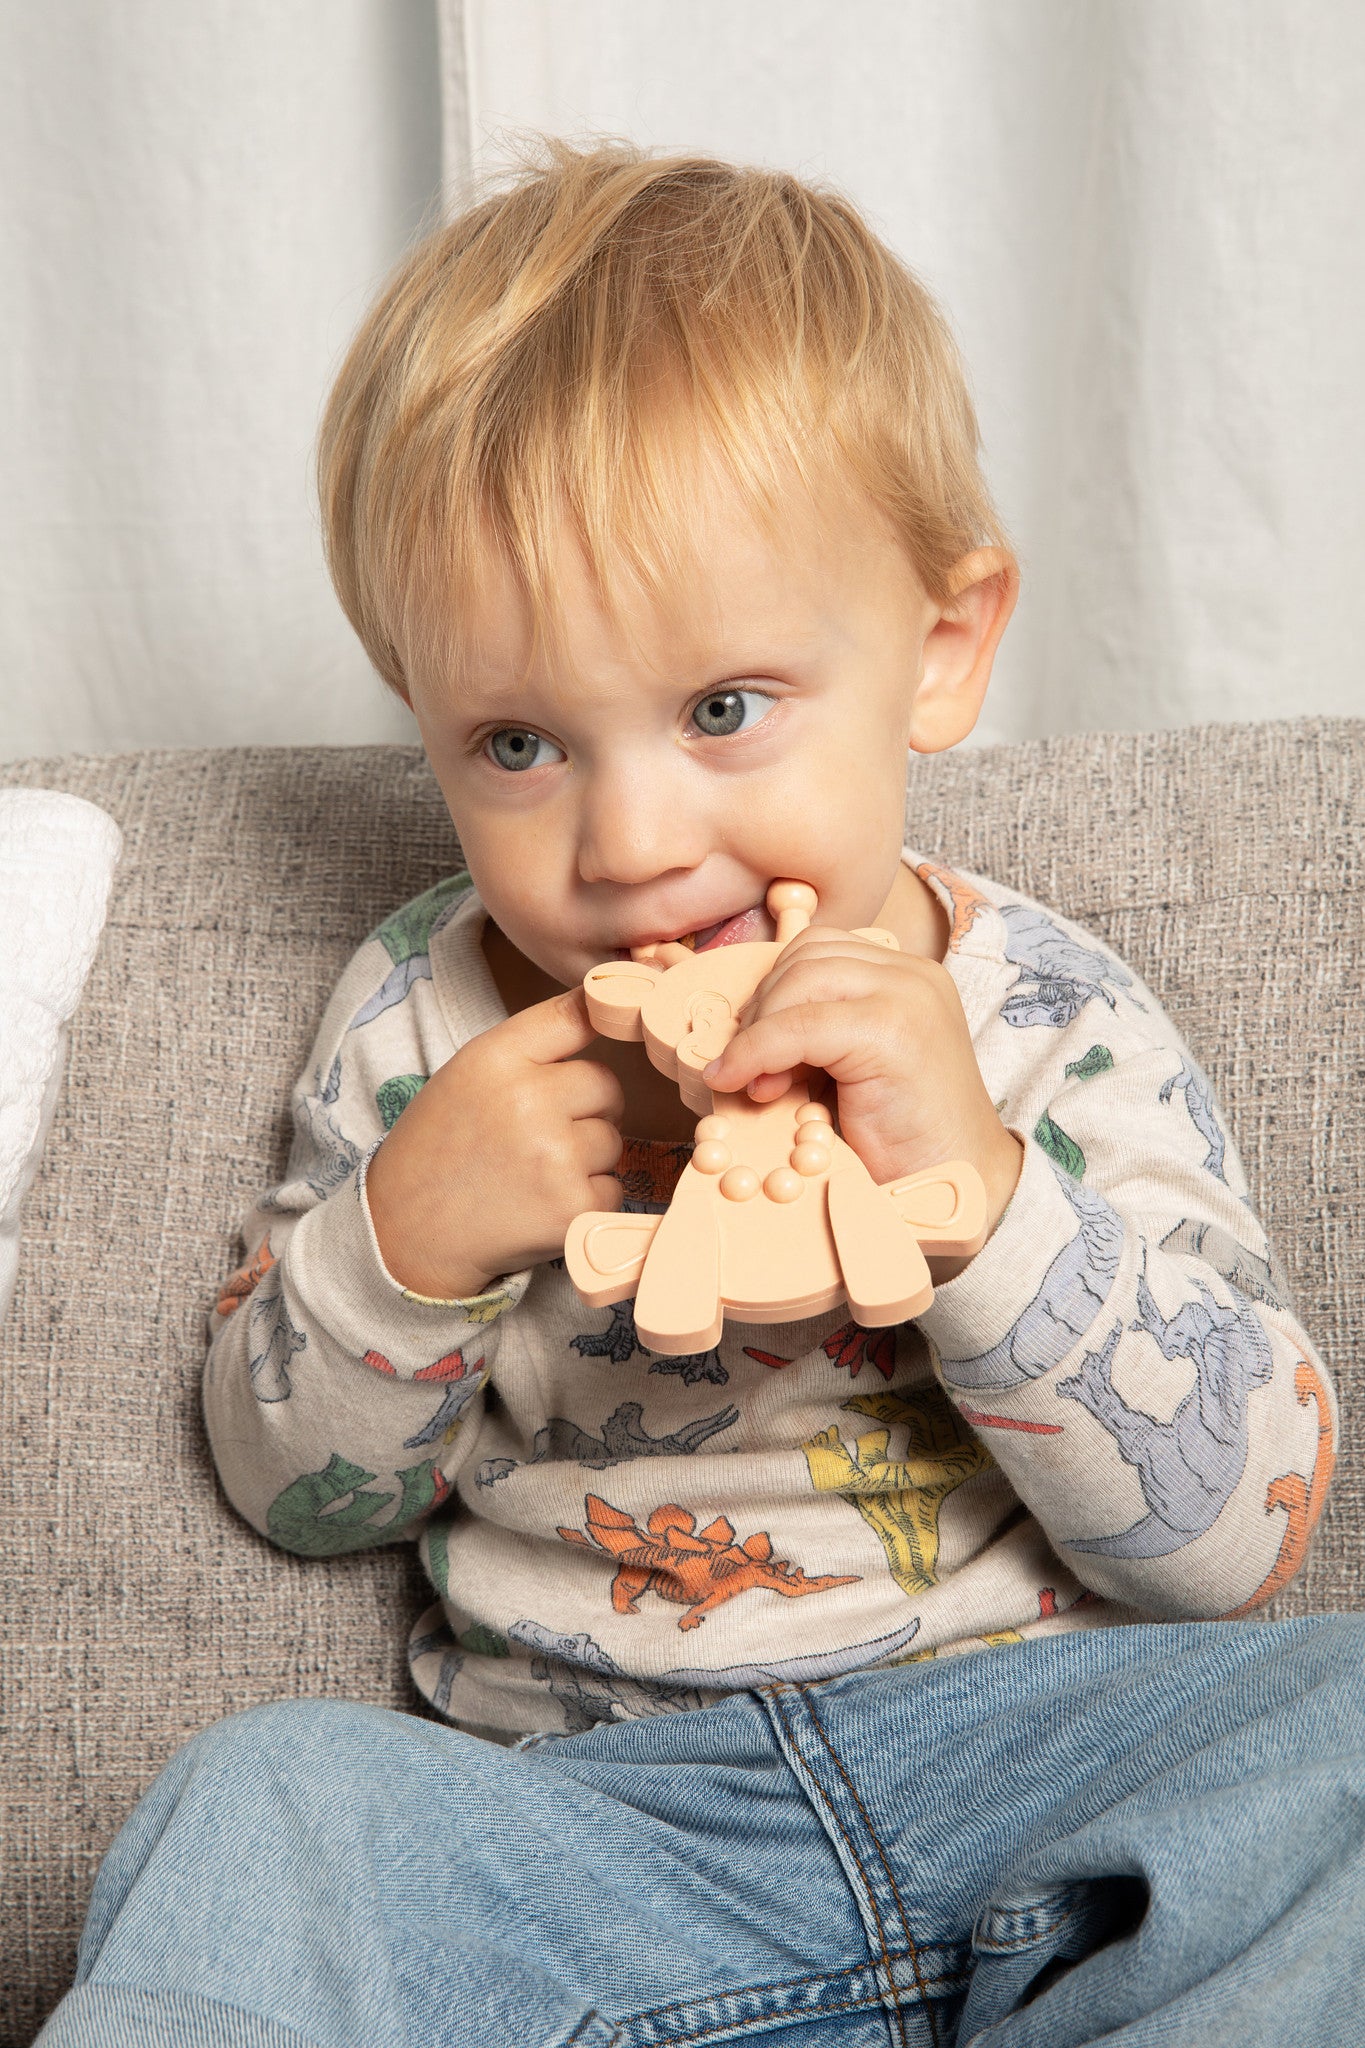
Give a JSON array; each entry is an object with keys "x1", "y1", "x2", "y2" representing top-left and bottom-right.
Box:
[{"x1": 0, "y1": 789, "x2": 122, "y2": 1320}]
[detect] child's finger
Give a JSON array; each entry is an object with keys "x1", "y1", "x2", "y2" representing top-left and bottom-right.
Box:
[
  {"x1": 702, "y1": 1010, "x2": 849, "y2": 1094},
  {"x1": 504, "y1": 984, "x2": 601, "y2": 1062}
]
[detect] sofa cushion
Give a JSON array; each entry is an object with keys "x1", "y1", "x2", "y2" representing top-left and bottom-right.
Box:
[{"x1": 0, "y1": 719, "x2": 1360, "y2": 2037}]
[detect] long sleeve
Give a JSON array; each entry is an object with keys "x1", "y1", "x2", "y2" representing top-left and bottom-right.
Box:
[
  {"x1": 912, "y1": 866, "x2": 1337, "y2": 1621},
  {"x1": 203, "y1": 876, "x2": 533, "y2": 1558}
]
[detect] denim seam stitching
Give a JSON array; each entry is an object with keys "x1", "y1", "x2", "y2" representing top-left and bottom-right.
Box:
[
  {"x1": 625, "y1": 1986, "x2": 932, "y2": 2046},
  {"x1": 763, "y1": 1683, "x2": 917, "y2": 2048},
  {"x1": 793, "y1": 1680, "x2": 942, "y2": 2048},
  {"x1": 627, "y1": 1952, "x2": 969, "y2": 2026},
  {"x1": 562, "y1": 2014, "x2": 622, "y2": 2046}
]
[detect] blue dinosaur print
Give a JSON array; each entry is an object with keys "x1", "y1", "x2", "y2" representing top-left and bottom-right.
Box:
[
  {"x1": 247, "y1": 1268, "x2": 306, "y2": 1401},
  {"x1": 938, "y1": 1162, "x2": 1124, "y2": 1391},
  {"x1": 1058, "y1": 1262, "x2": 1274, "y2": 1558},
  {"x1": 1158, "y1": 1059, "x2": 1228, "y2": 1182},
  {"x1": 998, "y1": 902, "x2": 1144, "y2": 1030}
]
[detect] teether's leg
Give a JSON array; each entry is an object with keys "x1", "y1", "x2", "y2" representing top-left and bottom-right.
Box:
[
  {"x1": 883, "y1": 1161, "x2": 988, "y2": 1260},
  {"x1": 631, "y1": 1171, "x2": 724, "y2": 1354},
  {"x1": 826, "y1": 1166, "x2": 936, "y2": 1325}
]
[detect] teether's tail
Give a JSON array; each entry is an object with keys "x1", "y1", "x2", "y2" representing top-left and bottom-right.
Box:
[{"x1": 768, "y1": 879, "x2": 818, "y2": 944}]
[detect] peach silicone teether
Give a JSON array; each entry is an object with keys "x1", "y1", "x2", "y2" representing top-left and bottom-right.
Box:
[{"x1": 563, "y1": 879, "x2": 987, "y2": 1354}]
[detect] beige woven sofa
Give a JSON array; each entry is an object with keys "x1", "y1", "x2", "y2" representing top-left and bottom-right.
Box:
[{"x1": 2, "y1": 720, "x2": 1362, "y2": 2040}]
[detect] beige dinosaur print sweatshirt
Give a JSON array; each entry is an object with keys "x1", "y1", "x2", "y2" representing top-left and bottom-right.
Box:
[{"x1": 203, "y1": 852, "x2": 1337, "y2": 1738}]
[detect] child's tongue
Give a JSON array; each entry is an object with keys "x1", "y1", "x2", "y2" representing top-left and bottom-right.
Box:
[{"x1": 692, "y1": 904, "x2": 767, "y2": 951}]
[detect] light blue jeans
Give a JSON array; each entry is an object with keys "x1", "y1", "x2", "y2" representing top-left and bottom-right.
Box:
[{"x1": 36, "y1": 1615, "x2": 1365, "y2": 2047}]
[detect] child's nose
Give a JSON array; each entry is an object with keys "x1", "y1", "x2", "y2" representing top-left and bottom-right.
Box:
[{"x1": 576, "y1": 766, "x2": 710, "y2": 887}]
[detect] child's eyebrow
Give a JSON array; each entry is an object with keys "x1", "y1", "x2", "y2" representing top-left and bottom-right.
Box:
[{"x1": 452, "y1": 635, "x2": 828, "y2": 715}]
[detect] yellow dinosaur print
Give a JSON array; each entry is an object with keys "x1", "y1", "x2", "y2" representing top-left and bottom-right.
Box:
[{"x1": 803, "y1": 1386, "x2": 995, "y2": 1598}]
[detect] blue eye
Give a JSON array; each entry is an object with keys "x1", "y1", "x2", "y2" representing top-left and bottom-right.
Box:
[
  {"x1": 484, "y1": 729, "x2": 566, "y2": 772},
  {"x1": 690, "y1": 688, "x2": 776, "y2": 738}
]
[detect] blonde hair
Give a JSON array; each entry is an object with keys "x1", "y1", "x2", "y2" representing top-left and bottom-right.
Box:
[{"x1": 318, "y1": 133, "x2": 1008, "y2": 697}]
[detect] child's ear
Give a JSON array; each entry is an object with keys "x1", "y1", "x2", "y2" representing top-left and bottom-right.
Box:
[{"x1": 907, "y1": 549, "x2": 1019, "y2": 754}]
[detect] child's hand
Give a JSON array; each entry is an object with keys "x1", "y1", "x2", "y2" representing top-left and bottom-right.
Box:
[
  {"x1": 700, "y1": 927, "x2": 1023, "y2": 1263},
  {"x1": 364, "y1": 987, "x2": 625, "y2": 1298}
]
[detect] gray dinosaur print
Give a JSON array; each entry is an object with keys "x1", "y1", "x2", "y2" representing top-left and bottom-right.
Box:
[
  {"x1": 475, "y1": 1400, "x2": 740, "y2": 1487},
  {"x1": 281, "y1": 1049, "x2": 361, "y2": 1202},
  {"x1": 569, "y1": 1298, "x2": 639, "y2": 1364},
  {"x1": 407, "y1": 1625, "x2": 464, "y2": 1719},
  {"x1": 351, "y1": 954, "x2": 433, "y2": 1028},
  {"x1": 940, "y1": 1162, "x2": 1125, "y2": 1391},
  {"x1": 508, "y1": 1621, "x2": 705, "y2": 1732},
  {"x1": 350, "y1": 874, "x2": 472, "y2": 1030},
  {"x1": 403, "y1": 1379, "x2": 484, "y2": 1450},
  {"x1": 247, "y1": 1269, "x2": 307, "y2": 1401},
  {"x1": 998, "y1": 902, "x2": 1144, "y2": 1030},
  {"x1": 1058, "y1": 1261, "x2": 1274, "y2": 1559},
  {"x1": 1158, "y1": 1059, "x2": 1228, "y2": 1182},
  {"x1": 1159, "y1": 1217, "x2": 1286, "y2": 1313},
  {"x1": 655, "y1": 1617, "x2": 924, "y2": 1691},
  {"x1": 569, "y1": 1296, "x2": 729, "y2": 1385},
  {"x1": 507, "y1": 1617, "x2": 927, "y2": 1727}
]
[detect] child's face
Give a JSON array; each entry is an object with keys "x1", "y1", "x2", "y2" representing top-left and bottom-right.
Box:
[{"x1": 406, "y1": 455, "x2": 999, "y2": 996}]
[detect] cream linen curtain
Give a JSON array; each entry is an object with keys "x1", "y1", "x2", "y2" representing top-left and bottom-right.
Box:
[{"x1": 439, "y1": 0, "x2": 1365, "y2": 746}]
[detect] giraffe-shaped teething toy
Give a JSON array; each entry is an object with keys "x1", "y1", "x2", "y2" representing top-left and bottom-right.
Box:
[{"x1": 563, "y1": 880, "x2": 988, "y2": 1354}]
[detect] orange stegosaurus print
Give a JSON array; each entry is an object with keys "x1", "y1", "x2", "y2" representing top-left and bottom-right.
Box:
[
  {"x1": 1222, "y1": 1359, "x2": 1336, "y2": 1617},
  {"x1": 216, "y1": 1239, "x2": 275, "y2": 1317},
  {"x1": 914, "y1": 860, "x2": 991, "y2": 953},
  {"x1": 559, "y1": 1493, "x2": 859, "y2": 1632}
]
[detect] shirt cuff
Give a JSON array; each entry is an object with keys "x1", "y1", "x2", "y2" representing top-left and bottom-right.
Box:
[{"x1": 280, "y1": 1149, "x2": 533, "y2": 1379}]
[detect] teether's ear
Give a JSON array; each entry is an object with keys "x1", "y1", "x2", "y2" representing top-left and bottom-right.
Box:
[{"x1": 583, "y1": 959, "x2": 662, "y2": 1040}]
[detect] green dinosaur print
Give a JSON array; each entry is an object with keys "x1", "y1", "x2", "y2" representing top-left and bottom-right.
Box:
[
  {"x1": 803, "y1": 1387, "x2": 994, "y2": 1598},
  {"x1": 371, "y1": 873, "x2": 472, "y2": 966},
  {"x1": 425, "y1": 1518, "x2": 451, "y2": 1595},
  {"x1": 1065, "y1": 1043, "x2": 1114, "y2": 1082},
  {"x1": 268, "y1": 1452, "x2": 446, "y2": 1557},
  {"x1": 377, "y1": 1073, "x2": 426, "y2": 1130},
  {"x1": 458, "y1": 1623, "x2": 509, "y2": 1658},
  {"x1": 1034, "y1": 1110, "x2": 1086, "y2": 1180}
]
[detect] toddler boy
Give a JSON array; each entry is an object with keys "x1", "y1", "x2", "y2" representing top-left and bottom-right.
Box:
[{"x1": 40, "y1": 139, "x2": 1365, "y2": 2048}]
